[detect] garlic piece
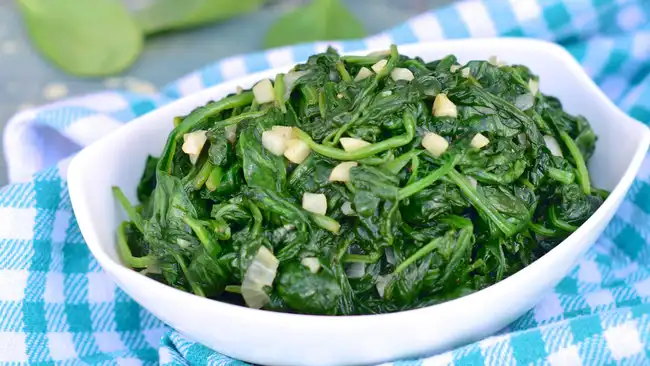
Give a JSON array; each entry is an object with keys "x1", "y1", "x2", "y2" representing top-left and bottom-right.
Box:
[
  {"x1": 433, "y1": 93, "x2": 457, "y2": 118},
  {"x1": 422, "y1": 132, "x2": 449, "y2": 157}
]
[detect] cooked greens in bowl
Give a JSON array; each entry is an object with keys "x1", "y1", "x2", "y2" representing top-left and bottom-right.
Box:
[{"x1": 113, "y1": 44, "x2": 607, "y2": 316}]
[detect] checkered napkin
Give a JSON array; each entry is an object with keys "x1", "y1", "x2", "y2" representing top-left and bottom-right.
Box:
[{"x1": 2, "y1": 0, "x2": 650, "y2": 364}]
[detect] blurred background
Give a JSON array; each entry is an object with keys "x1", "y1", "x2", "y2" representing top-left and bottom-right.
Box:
[{"x1": 0, "y1": 0, "x2": 456, "y2": 184}]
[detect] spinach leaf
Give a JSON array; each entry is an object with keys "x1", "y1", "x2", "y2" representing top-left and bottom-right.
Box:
[
  {"x1": 265, "y1": 0, "x2": 366, "y2": 48},
  {"x1": 19, "y1": 0, "x2": 143, "y2": 76},
  {"x1": 277, "y1": 261, "x2": 342, "y2": 315},
  {"x1": 135, "y1": 0, "x2": 264, "y2": 35}
]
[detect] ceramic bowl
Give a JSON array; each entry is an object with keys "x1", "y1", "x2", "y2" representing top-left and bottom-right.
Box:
[{"x1": 68, "y1": 38, "x2": 650, "y2": 366}]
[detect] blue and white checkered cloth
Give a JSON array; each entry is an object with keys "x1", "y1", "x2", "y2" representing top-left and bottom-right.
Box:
[{"x1": 2, "y1": 0, "x2": 650, "y2": 364}]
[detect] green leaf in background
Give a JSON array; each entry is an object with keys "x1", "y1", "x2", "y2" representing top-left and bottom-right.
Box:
[
  {"x1": 264, "y1": 0, "x2": 366, "y2": 48},
  {"x1": 135, "y1": 0, "x2": 265, "y2": 35},
  {"x1": 18, "y1": 0, "x2": 143, "y2": 77}
]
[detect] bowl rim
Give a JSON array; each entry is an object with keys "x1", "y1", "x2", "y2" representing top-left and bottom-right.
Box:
[{"x1": 68, "y1": 37, "x2": 650, "y2": 326}]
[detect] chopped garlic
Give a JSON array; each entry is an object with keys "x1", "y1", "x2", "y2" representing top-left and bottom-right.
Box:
[
  {"x1": 471, "y1": 133, "x2": 490, "y2": 149},
  {"x1": 329, "y1": 162, "x2": 358, "y2": 182},
  {"x1": 371, "y1": 59, "x2": 388, "y2": 73},
  {"x1": 284, "y1": 139, "x2": 311, "y2": 164},
  {"x1": 433, "y1": 93, "x2": 458, "y2": 118},
  {"x1": 225, "y1": 125, "x2": 237, "y2": 143},
  {"x1": 252, "y1": 79, "x2": 275, "y2": 104},
  {"x1": 262, "y1": 130, "x2": 287, "y2": 156},
  {"x1": 355, "y1": 67, "x2": 373, "y2": 82},
  {"x1": 422, "y1": 132, "x2": 449, "y2": 157},
  {"x1": 390, "y1": 67, "x2": 414, "y2": 81},
  {"x1": 340, "y1": 137, "x2": 371, "y2": 152},
  {"x1": 302, "y1": 192, "x2": 327, "y2": 215},
  {"x1": 301, "y1": 257, "x2": 321, "y2": 273},
  {"x1": 182, "y1": 130, "x2": 208, "y2": 164},
  {"x1": 271, "y1": 125, "x2": 293, "y2": 140}
]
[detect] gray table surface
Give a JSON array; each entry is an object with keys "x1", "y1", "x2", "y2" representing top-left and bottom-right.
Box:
[{"x1": 0, "y1": 0, "x2": 454, "y2": 185}]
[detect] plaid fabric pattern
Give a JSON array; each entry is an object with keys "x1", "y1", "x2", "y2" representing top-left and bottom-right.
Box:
[{"x1": 1, "y1": 0, "x2": 650, "y2": 364}]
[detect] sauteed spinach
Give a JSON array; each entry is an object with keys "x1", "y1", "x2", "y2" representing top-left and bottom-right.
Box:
[{"x1": 114, "y1": 45, "x2": 606, "y2": 315}]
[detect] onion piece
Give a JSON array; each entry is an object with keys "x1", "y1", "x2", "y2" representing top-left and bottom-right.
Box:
[
  {"x1": 301, "y1": 257, "x2": 321, "y2": 274},
  {"x1": 283, "y1": 70, "x2": 310, "y2": 100},
  {"x1": 371, "y1": 59, "x2": 388, "y2": 73},
  {"x1": 329, "y1": 161, "x2": 358, "y2": 182},
  {"x1": 284, "y1": 139, "x2": 311, "y2": 164},
  {"x1": 422, "y1": 132, "x2": 449, "y2": 157},
  {"x1": 252, "y1": 79, "x2": 275, "y2": 104},
  {"x1": 354, "y1": 67, "x2": 373, "y2": 82},
  {"x1": 376, "y1": 274, "x2": 393, "y2": 298},
  {"x1": 529, "y1": 79, "x2": 539, "y2": 96},
  {"x1": 544, "y1": 135, "x2": 563, "y2": 157},
  {"x1": 390, "y1": 68, "x2": 414, "y2": 81},
  {"x1": 385, "y1": 247, "x2": 396, "y2": 265},
  {"x1": 341, "y1": 201, "x2": 356, "y2": 216},
  {"x1": 433, "y1": 93, "x2": 457, "y2": 118},
  {"x1": 241, "y1": 246, "x2": 279, "y2": 309},
  {"x1": 471, "y1": 133, "x2": 490, "y2": 149},
  {"x1": 514, "y1": 93, "x2": 534, "y2": 111},
  {"x1": 262, "y1": 130, "x2": 287, "y2": 156},
  {"x1": 302, "y1": 192, "x2": 327, "y2": 215},
  {"x1": 340, "y1": 137, "x2": 370, "y2": 152},
  {"x1": 346, "y1": 262, "x2": 365, "y2": 279},
  {"x1": 461, "y1": 68, "x2": 471, "y2": 78},
  {"x1": 450, "y1": 64, "x2": 461, "y2": 73}
]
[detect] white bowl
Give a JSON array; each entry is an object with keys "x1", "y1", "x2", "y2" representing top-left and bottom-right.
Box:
[{"x1": 68, "y1": 38, "x2": 650, "y2": 366}]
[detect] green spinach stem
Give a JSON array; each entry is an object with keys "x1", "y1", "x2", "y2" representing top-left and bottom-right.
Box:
[
  {"x1": 274, "y1": 73, "x2": 287, "y2": 113},
  {"x1": 112, "y1": 186, "x2": 144, "y2": 233},
  {"x1": 183, "y1": 216, "x2": 222, "y2": 256},
  {"x1": 393, "y1": 237, "x2": 442, "y2": 275},
  {"x1": 547, "y1": 167, "x2": 575, "y2": 185},
  {"x1": 549, "y1": 205, "x2": 578, "y2": 232},
  {"x1": 116, "y1": 222, "x2": 153, "y2": 268},
  {"x1": 336, "y1": 61, "x2": 352, "y2": 82},
  {"x1": 399, "y1": 158, "x2": 455, "y2": 200},
  {"x1": 448, "y1": 169, "x2": 517, "y2": 237},
  {"x1": 205, "y1": 166, "x2": 223, "y2": 192},
  {"x1": 173, "y1": 253, "x2": 205, "y2": 297},
  {"x1": 342, "y1": 251, "x2": 382, "y2": 264},
  {"x1": 382, "y1": 149, "x2": 423, "y2": 174},
  {"x1": 211, "y1": 110, "x2": 268, "y2": 129},
  {"x1": 192, "y1": 161, "x2": 214, "y2": 190},
  {"x1": 295, "y1": 110, "x2": 415, "y2": 161},
  {"x1": 558, "y1": 131, "x2": 591, "y2": 195}
]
